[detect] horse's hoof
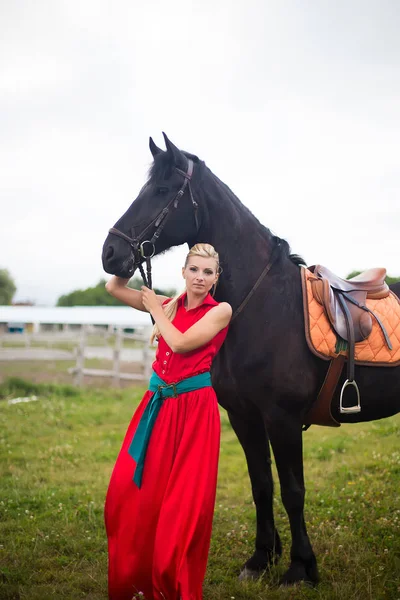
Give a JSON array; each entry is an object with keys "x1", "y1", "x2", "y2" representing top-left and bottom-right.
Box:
[
  {"x1": 279, "y1": 559, "x2": 319, "y2": 587},
  {"x1": 238, "y1": 567, "x2": 262, "y2": 581}
]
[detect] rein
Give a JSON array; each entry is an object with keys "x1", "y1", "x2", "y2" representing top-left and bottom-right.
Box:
[
  {"x1": 231, "y1": 242, "x2": 280, "y2": 323},
  {"x1": 109, "y1": 159, "x2": 197, "y2": 290}
]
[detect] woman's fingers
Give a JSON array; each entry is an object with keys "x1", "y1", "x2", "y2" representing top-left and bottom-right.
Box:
[{"x1": 141, "y1": 287, "x2": 158, "y2": 312}]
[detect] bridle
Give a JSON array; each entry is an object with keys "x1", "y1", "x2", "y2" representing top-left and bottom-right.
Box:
[
  {"x1": 108, "y1": 159, "x2": 197, "y2": 289},
  {"x1": 108, "y1": 155, "x2": 280, "y2": 323}
]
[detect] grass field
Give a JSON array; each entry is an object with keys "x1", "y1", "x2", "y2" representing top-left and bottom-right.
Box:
[
  {"x1": 0, "y1": 359, "x2": 145, "y2": 390},
  {"x1": 0, "y1": 373, "x2": 399, "y2": 600}
]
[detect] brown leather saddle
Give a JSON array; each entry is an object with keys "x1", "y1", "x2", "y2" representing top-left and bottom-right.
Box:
[{"x1": 309, "y1": 265, "x2": 392, "y2": 414}]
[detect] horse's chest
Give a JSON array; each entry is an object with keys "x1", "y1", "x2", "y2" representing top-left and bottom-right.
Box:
[{"x1": 211, "y1": 346, "x2": 254, "y2": 398}]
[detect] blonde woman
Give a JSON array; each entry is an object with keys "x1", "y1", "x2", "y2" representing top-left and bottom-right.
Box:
[{"x1": 104, "y1": 243, "x2": 232, "y2": 600}]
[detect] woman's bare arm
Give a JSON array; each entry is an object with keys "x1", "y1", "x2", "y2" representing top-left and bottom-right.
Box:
[
  {"x1": 105, "y1": 276, "x2": 169, "y2": 311},
  {"x1": 149, "y1": 301, "x2": 232, "y2": 353}
]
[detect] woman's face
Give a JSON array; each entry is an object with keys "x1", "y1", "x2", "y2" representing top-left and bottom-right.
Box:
[{"x1": 182, "y1": 256, "x2": 218, "y2": 295}]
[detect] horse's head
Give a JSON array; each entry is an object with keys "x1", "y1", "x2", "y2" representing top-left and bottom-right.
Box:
[{"x1": 102, "y1": 133, "x2": 202, "y2": 277}]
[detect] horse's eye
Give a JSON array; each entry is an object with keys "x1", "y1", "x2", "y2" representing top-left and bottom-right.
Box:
[{"x1": 157, "y1": 186, "x2": 169, "y2": 195}]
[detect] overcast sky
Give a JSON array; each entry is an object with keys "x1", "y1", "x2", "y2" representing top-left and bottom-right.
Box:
[{"x1": 1, "y1": 0, "x2": 399, "y2": 306}]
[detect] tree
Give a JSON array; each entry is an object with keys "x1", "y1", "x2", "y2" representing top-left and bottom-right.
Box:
[
  {"x1": 346, "y1": 271, "x2": 400, "y2": 285},
  {"x1": 57, "y1": 278, "x2": 177, "y2": 307},
  {"x1": 126, "y1": 277, "x2": 177, "y2": 298},
  {"x1": 0, "y1": 269, "x2": 16, "y2": 305},
  {"x1": 57, "y1": 279, "x2": 118, "y2": 306}
]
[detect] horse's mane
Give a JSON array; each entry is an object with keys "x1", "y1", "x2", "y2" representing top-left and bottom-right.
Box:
[
  {"x1": 149, "y1": 152, "x2": 306, "y2": 268},
  {"x1": 210, "y1": 171, "x2": 306, "y2": 267}
]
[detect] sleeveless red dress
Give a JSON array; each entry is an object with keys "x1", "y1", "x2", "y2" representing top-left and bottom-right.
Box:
[{"x1": 104, "y1": 293, "x2": 229, "y2": 600}]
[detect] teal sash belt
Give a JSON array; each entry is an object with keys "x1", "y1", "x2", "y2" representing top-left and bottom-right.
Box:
[{"x1": 128, "y1": 370, "x2": 212, "y2": 488}]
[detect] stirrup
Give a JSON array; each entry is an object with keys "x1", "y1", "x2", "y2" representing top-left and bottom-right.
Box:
[{"x1": 339, "y1": 379, "x2": 361, "y2": 414}]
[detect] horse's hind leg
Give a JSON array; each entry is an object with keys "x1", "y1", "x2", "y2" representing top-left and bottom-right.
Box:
[
  {"x1": 267, "y1": 413, "x2": 319, "y2": 586},
  {"x1": 228, "y1": 409, "x2": 282, "y2": 579}
]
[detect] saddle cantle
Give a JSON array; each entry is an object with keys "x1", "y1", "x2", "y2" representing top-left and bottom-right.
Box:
[
  {"x1": 315, "y1": 266, "x2": 388, "y2": 293},
  {"x1": 301, "y1": 265, "x2": 400, "y2": 427}
]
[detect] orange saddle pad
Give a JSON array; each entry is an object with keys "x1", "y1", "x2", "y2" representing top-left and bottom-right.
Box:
[{"x1": 301, "y1": 267, "x2": 400, "y2": 367}]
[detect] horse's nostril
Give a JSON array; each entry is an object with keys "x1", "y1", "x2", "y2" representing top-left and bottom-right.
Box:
[{"x1": 106, "y1": 246, "x2": 114, "y2": 260}]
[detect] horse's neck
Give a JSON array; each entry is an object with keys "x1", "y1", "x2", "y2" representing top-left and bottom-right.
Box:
[{"x1": 198, "y1": 173, "x2": 277, "y2": 305}]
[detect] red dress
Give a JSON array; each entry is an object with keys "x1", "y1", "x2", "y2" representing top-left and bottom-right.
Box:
[{"x1": 104, "y1": 293, "x2": 229, "y2": 600}]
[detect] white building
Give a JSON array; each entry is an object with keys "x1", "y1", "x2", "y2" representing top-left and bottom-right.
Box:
[{"x1": 0, "y1": 305, "x2": 152, "y2": 334}]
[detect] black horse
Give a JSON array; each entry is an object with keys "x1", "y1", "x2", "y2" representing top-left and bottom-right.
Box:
[
  {"x1": 390, "y1": 281, "x2": 400, "y2": 298},
  {"x1": 102, "y1": 134, "x2": 400, "y2": 586}
]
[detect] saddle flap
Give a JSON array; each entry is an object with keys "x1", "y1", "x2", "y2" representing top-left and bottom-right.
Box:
[
  {"x1": 330, "y1": 290, "x2": 373, "y2": 342},
  {"x1": 311, "y1": 273, "x2": 373, "y2": 343}
]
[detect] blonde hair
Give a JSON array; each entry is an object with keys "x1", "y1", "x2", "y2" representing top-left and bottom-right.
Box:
[{"x1": 150, "y1": 243, "x2": 220, "y2": 344}]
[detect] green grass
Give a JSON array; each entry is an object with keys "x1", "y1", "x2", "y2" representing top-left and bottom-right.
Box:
[
  {"x1": 0, "y1": 376, "x2": 399, "y2": 599},
  {"x1": 0, "y1": 360, "x2": 145, "y2": 389}
]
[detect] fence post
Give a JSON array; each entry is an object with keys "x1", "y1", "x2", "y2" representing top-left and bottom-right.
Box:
[
  {"x1": 113, "y1": 327, "x2": 122, "y2": 387},
  {"x1": 75, "y1": 324, "x2": 87, "y2": 387}
]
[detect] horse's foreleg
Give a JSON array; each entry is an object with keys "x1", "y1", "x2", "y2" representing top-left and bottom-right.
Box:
[
  {"x1": 228, "y1": 409, "x2": 282, "y2": 579},
  {"x1": 267, "y1": 415, "x2": 319, "y2": 586}
]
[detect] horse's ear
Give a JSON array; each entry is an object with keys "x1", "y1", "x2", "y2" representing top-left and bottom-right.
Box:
[
  {"x1": 149, "y1": 137, "x2": 163, "y2": 157},
  {"x1": 162, "y1": 132, "x2": 184, "y2": 166}
]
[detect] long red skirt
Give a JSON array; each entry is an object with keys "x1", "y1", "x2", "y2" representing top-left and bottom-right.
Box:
[{"x1": 104, "y1": 387, "x2": 220, "y2": 600}]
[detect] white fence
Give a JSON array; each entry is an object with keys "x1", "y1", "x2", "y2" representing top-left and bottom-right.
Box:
[
  {"x1": 0, "y1": 331, "x2": 80, "y2": 348},
  {"x1": 69, "y1": 325, "x2": 154, "y2": 386},
  {"x1": 0, "y1": 326, "x2": 155, "y2": 387}
]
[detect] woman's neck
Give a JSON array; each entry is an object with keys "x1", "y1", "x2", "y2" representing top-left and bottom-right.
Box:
[{"x1": 184, "y1": 290, "x2": 209, "y2": 311}]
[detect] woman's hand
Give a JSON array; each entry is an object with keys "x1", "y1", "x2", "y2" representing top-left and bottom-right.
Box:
[{"x1": 141, "y1": 286, "x2": 161, "y2": 314}]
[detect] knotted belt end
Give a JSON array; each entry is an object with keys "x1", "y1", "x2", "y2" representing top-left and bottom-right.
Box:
[{"x1": 157, "y1": 382, "x2": 178, "y2": 398}]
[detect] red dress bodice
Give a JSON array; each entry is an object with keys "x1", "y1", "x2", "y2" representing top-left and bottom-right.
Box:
[{"x1": 152, "y1": 292, "x2": 229, "y2": 384}]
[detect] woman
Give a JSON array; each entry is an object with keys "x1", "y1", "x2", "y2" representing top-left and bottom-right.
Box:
[{"x1": 104, "y1": 243, "x2": 232, "y2": 600}]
